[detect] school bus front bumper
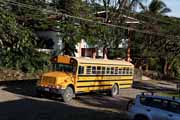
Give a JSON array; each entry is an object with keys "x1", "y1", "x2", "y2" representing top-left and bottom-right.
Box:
[{"x1": 36, "y1": 86, "x2": 65, "y2": 95}]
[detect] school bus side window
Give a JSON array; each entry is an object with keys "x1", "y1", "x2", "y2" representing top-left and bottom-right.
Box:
[
  {"x1": 86, "y1": 66, "x2": 91, "y2": 74},
  {"x1": 123, "y1": 68, "x2": 126, "y2": 75},
  {"x1": 115, "y1": 67, "x2": 118, "y2": 74},
  {"x1": 126, "y1": 68, "x2": 129, "y2": 75},
  {"x1": 102, "y1": 67, "x2": 105, "y2": 74},
  {"x1": 97, "y1": 66, "x2": 101, "y2": 74},
  {"x1": 106, "y1": 67, "x2": 110, "y2": 74},
  {"x1": 78, "y1": 66, "x2": 84, "y2": 75},
  {"x1": 92, "y1": 66, "x2": 96, "y2": 74},
  {"x1": 111, "y1": 67, "x2": 114, "y2": 74},
  {"x1": 119, "y1": 68, "x2": 122, "y2": 75}
]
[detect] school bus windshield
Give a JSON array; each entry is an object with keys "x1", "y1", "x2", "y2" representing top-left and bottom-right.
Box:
[{"x1": 52, "y1": 63, "x2": 74, "y2": 73}]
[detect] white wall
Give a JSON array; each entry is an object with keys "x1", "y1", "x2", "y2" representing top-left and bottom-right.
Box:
[{"x1": 75, "y1": 39, "x2": 89, "y2": 57}]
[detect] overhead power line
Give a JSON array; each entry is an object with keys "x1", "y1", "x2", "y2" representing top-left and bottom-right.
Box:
[
  {"x1": 1, "y1": 0, "x2": 180, "y2": 40},
  {"x1": 119, "y1": 8, "x2": 173, "y2": 25}
]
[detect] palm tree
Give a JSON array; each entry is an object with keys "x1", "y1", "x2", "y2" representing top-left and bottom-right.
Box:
[
  {"x1": 141, "y1": 0, "x2": 171, "y2": 15},
  {"x1": 115, "y1": 0, "x2": 145, "y2": 11},
  {"x1": 128, "y1": 0, "x2": 145, "y2": 11}
]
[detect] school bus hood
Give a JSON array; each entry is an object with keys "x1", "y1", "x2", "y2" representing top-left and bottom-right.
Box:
[{"x1": 40, "y1": 72, "x2": 73, "y2": 87}]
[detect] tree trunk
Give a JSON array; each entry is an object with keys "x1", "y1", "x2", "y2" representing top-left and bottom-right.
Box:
[
  {"x1": 164, "y1": 59, "x2": 168, "y2": 76},
  {"x1": 168, "y1": 58, "x2": 176, "y2": 71}
]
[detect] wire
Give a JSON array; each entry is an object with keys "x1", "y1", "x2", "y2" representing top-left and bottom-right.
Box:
[
  {"x1": 1, "y1": 0, "x2": 180, "y2": 40},
  {"x1": 119, "y1": 8, "x2": 173, "y2": 25}
]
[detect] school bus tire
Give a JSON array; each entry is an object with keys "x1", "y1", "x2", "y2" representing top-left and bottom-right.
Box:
[
  {"x1": 62, "y1": 86, "x2": 74, "y2": 103},
  {"x1": 111, "y1": 83, "x2": 119, "y2": 97}
]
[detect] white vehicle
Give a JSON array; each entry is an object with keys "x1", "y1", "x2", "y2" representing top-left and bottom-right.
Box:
[{"x1": 127, "y1": 92, "x2": 180, "y2": 120}]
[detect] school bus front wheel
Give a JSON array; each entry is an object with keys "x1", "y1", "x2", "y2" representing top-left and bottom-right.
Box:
[{"x1": 62, "y1": 86, "x2": 75, "y2": 103}]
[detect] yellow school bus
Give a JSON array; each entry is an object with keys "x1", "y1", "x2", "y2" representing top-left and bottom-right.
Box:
[{"x1": 36, "y1": 55, "x2": 134, "y2": 102}]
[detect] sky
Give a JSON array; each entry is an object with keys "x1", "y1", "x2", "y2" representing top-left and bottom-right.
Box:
[{"x1": 163, "y1": 0, "x2": 180, "y2": 18}]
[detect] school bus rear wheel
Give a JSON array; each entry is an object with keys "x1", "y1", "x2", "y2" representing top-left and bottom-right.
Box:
[{"x1": 62, "y1": 86, "x2": 74, "y2": 103}]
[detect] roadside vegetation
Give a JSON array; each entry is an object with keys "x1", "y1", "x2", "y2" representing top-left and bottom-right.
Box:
[{"x1": 0, "y1": 0, "x2": 180, "y2": 80}]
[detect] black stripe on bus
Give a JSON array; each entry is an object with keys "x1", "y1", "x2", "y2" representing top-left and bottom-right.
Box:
[
  {"x1": 119, "y1": 83, "x2": 132, "y2": 86},
  {"x1": 77, "y1": 84, "x2": 112, "y2": 88},
  {"x1": 78, "y1": 75, "x2": 133, "y2": 77},
  {"x1": 77, "y1": 79, "x2": 133, "y2": 82},
  {"x1": 77, "y1": 84, "x2": 132, "y2": 88}
]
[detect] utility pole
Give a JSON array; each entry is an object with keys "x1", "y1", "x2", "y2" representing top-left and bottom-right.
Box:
[{"x1": 127, "y1": 28, "x2": 132, "y2": 62}]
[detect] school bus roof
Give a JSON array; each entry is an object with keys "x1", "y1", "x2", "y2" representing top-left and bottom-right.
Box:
[
  {"x1": 73, "y1": 57, "x2": 134, "y2": 66},
  {"x1": 52, "y1": 55, "x2": 134, "y2": 66}
]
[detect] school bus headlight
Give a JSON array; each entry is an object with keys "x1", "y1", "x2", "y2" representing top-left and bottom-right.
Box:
[{"x1": 56, "y1": 85, "x2": 62, "y2": 89}]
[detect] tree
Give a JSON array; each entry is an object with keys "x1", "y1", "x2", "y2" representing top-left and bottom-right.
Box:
[
  {"x1": 54, "y1": 18, "x2": 81, "y2": 56},
  {"x1": 141, "y1": 0, "x2": 171, "y2": 15},
  {"x1": 0, "y1": 4, "x2": 50, "y2": 72},
  {"x1": 51, "y1": 0, "x2": 82, "y2": 15}
]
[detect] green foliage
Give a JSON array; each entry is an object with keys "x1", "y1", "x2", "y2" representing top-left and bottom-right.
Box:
[
  {"x1": 0, "y1": 0, "x2": 180, "y2": 79},
  {"x1": 53, "y1": 18, "x2": 82, "y2": 56},
  {"x1": 172, "y1": 58, "x2": 180, "y2": 80},
  {"x1": 108, "y1": 48, "x2": 126, "y2": 59},
  {"x1": 0, "y1": 7, "x2": 50, "y2": 73},
  {"x1": 51, "y1": 0, "x2": 82, "y2": 15}
]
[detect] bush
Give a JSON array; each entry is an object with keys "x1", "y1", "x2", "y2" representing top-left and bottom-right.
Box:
[{"x1": 0, "y1": 48, "x2": 50, "y2": 73}]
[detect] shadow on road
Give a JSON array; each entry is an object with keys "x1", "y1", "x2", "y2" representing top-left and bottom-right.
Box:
[
  {"x1": 0, "y1": 80, "x2": 130, "y2": 117},
  {"x1": 132, "y1": 81, "x2": 175, "y2": 92},
  {"x1": 77, "y1": 94, "x2": 130, "y2": 111},
  {"x1": 0, "y1": 97, "x2": 128, "y2": 120},
  {"x1": 1, "y1": 80, "x2": 38, "y2": 97}
]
